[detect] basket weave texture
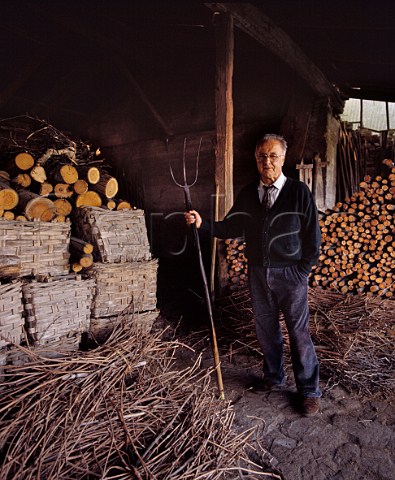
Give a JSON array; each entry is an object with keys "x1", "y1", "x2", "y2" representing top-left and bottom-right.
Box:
[
  {"x1": 22, "y1": 275, "x2": 95, "y2": 345},
  {"x1": 89, "y1": 259, "x2": 158, "y2": 318},
  {"x1": 73, "y1": 207, "x2": 151, "y2": 263},
  {"x1": 0, "y1": 281, "x2": 24, "y2": 348},
  {"x1": 90, "y1": 309, "x2": 159, "y2": 342},
  {"x1": 0, "y1": 220, "x2": 70, "y2": 277}
]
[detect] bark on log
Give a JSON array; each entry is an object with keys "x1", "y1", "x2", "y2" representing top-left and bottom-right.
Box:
[
  {"x1": 70, "y1": 237, "x2": 94, "y2": 254},
  {"x1": 0, "y1": 171, "x2": 11, "y2": 182},
  {"x1": 17, "y1": 189, "x2": 56, "y2": 221},
  {"x1": 37, "y1": 147, "x2": 77, "y2": 165},
  {"x1": 79, "y1": 166, "x2": 100, "y2": 184},
  {"x1": 91, "y1": 173, "x2": 118, "y2": 199},
  {"x1": 0, "y1": 181, "x2": 19, "y2": 210}
]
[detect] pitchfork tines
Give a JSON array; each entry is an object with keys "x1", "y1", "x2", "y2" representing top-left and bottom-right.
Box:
[{"x1": 169, "y1": 137, "x2": 202, "y2": 210}]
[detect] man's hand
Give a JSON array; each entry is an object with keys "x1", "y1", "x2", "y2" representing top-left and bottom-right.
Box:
[{"x1": 184, "y1": 210, "x2": 202, "y2": 228}]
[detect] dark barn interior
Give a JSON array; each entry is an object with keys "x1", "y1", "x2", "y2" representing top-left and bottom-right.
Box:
[
  {"x1": 2, "y1": 0, "x2": 395, "y2": 307},
  {"x1": 0, "y1": 2, "x2": 395, "y2": 479}
]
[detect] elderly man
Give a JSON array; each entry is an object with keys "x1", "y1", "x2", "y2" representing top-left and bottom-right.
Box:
[{"x1": 185, "y1": 133, "x2": 322, "y2": 416}]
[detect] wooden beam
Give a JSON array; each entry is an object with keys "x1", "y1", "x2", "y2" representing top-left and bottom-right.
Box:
[
  {"x1": 214, "y1": 11, "x2": 234, "y2": 219},
  {"x1": 214, "y1": 12, "x2": 234, "y2": 293},
  {"x1": 206, "y1": 3, "x2": 344, "y2": 113}
]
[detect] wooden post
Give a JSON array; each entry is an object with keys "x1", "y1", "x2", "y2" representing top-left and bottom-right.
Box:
[
  {"x1": 214, "y1": 11, "x2": 234, "y2": 293},
  {"x1": 296, "y1": 159, "x2": 313, "y2": 191},
  {"x1": 313, "y1": 153, "x2": 327, "y2": 210}
]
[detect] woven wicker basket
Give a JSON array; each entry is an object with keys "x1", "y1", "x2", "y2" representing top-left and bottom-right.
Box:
[
  {"x1": 72, "y1": 207, "x2": 151, "y2": 263},
  {"x1": 6, "y1": 335, "x2": 81, "y2": 366},
  {"x1": 0, "y1": 220, "x2": 70, "y2": 277},
  {"x1": 89, "y1": 259, "x2": 158, "y2": 318},
  {"x1": 90, "y1": 309, "x2": 159, "y2": 342},
  {"x1": 0, "y1": 281, "x2": 24, "y2": 348},
  {"x1": 0, "y1": 348, "x2": 7, "y2": 387},
  {"x1": 22, "y1": 275, "x2": 95, "y2": 345}
]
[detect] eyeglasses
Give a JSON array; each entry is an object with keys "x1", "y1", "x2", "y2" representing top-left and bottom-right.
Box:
[{"x1": 256, "y1": 153, "x2": 284, "y2": 162}]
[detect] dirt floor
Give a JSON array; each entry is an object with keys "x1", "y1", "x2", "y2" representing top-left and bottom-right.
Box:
[
  {"x1": 157, "y1": 303, "x2": 395, "y2": 480},
  {"x1": 214, "y1": 355, "x2": 395, "y2": 480}
]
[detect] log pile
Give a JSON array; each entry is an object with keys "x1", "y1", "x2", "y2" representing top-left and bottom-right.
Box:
[
  {"x1": 312, "y1": 161, "x2": 395, "y2": 296},
  {"x1": 0, "y1": 115, "x2": 133, "y2": 225},
  {"x1": 223, "y1": 161, "x2": 395, "y2": 298},
  {"x1": 0, "y1": 148, "x2": 121, "y2": 222},
  {"x1": 0, "y1": 116, "x2": 157, "y2": 351},
  {"x1": 225, "y1": 237, "x2": 248, "y2": 291}
]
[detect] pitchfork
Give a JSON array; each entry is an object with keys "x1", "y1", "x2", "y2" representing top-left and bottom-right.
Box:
[{"x1": 169, "y1": 137, "x2": 225, "y2": 400}]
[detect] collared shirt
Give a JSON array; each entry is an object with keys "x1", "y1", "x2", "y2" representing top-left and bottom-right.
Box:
[{"x1": 258, "y1": 172, "x2": 287, "y2": 208}]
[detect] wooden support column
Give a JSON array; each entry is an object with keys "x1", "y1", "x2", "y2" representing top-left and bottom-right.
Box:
[{"x1": 213, "y1": 11, "x2": 234, "y2": 293}]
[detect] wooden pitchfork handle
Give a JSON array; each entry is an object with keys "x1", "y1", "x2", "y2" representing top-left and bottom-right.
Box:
[
  {"x1": 169, "y1": 137, "x2": 225, "y2": 400},
  {"x1": 184, "y1": 185, "x2": 225, "y2": 400}
]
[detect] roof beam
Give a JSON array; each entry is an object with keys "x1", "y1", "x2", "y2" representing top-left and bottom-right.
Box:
[{"x1": 205, "y1": 3, "x2": 344, "y2": 112}]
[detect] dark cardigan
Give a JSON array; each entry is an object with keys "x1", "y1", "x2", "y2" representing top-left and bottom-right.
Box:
[{"x1": 203, "y1": 177, "x2": 321, "y2": 274}]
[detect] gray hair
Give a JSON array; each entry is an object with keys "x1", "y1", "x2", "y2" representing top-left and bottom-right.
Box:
[{"x1": 256, "y1": 134, "x2": 287, "y2": 153}]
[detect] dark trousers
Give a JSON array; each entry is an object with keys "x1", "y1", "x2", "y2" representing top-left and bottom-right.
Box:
[{"x1": 249, "y1": 265, "x2": 321, "y2": 397}]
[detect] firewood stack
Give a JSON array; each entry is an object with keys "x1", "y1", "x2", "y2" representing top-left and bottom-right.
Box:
[
  {"x1": 223, "y1": 161, "x2": 395, "y2": 298},
  {"x1": 311, "y1": 161, "x2": 395, "y2": 296},
  {"x1": 0, "y1": 143, "x2": 124, "y2": 224},
  {"x1": 225, "y1": 238, "x2": 248, "y2": 291},
  {"x1": 0, "y1": 116, "x2": 157, "y2": 360}
]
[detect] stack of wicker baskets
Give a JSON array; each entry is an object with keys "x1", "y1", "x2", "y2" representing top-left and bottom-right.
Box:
[
  {"x1": 0, "y1": 219, "x2": 96, "y2": 373},
  {"x1": 0, "y1": 205, "x2": 157, "y2": 372},
  {"x1": 73, "y1": 207, "x2": 158, "y2": 342},
  {"x1": 0, "y1": 282, "x2": 24, "y2": 349}
]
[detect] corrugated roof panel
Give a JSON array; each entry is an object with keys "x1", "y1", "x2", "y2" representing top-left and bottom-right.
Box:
[
  {"x1": 362, "y1": 100, "x2": 387, "y2": 131},
  {"x1": 341, "y1": 98, "x2": 395, "y2": 131},
  {"x1": 389, "y1": 102, "x2": 395, "y2": 129},
  {"x1": 341, "y1": 98, "x2": 360, "y2": 124}
]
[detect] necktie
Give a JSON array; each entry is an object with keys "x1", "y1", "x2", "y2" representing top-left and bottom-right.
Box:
[{"x1": 261, "y1": 185, "x2": 274, "y2": 212}]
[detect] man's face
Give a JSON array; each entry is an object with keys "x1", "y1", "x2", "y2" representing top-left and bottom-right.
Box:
[{"x1": 255, "y1": 139, "x2": 286, "y2": 184}]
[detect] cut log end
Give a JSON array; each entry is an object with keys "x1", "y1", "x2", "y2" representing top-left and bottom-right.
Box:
[
  {"x1": 30, "y1": 165, "x2": 47, "y2": 183},
  {"x1": 75, "y1": 191, "x2": 102, "y2": 208},
  {"x1": 60, "y1": 164, "x2": 79, "y2": 184},
  {"x1": 15, "y1": 152, "x2": 35, "y2": 170},
  {"x1": 0, "y1": 182, "x2": 19, "y2": 210}
]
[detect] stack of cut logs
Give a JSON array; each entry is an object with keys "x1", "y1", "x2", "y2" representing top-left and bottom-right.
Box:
[
  {"x1": 224, "y1": 161, "x2": 395, "y2": 297},
  {"x1": 0, "y1": 150, "x2": 132, "y2": 272},
  {"x1": 311, "y1": 161, "x2": 395, "y2": 296},
  {"x1": 225, "y1": 238, "x2": 248, "y2": 291}
]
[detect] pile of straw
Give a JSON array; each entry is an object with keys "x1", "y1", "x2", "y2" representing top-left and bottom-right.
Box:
[
  {"x1": 214, "y1": 287, "x2": 394, "y2": 399},
  {"x1": 0, "y1": 319, "x2": 279, "y2": 479}
]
